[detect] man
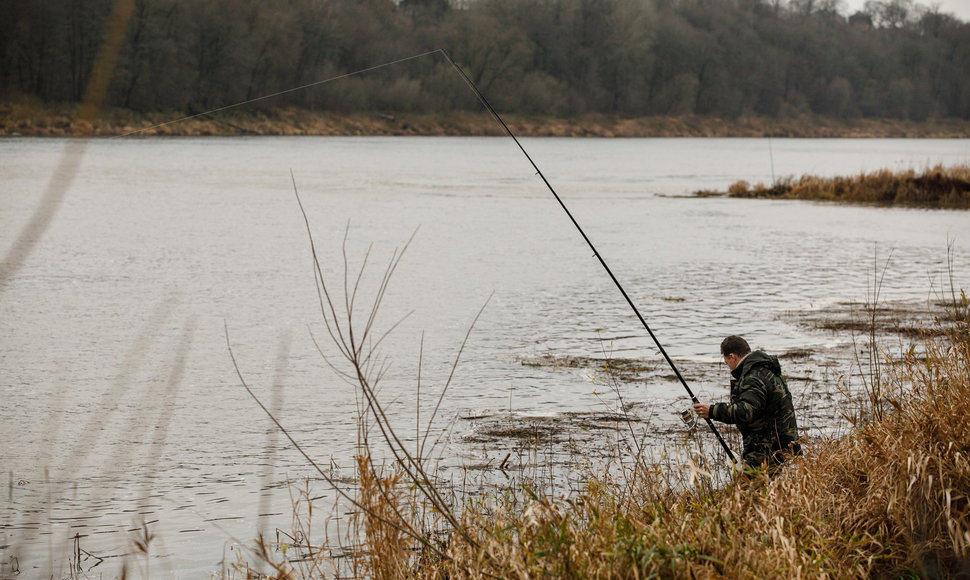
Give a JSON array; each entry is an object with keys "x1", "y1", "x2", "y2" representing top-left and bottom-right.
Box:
[{"x1": 692, "y1": 335, "x2": 801, "y2": 473}]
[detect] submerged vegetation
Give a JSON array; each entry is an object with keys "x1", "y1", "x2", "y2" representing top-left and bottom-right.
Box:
[
  {"x1": 696, "y1": 164, "x2": 970, "y2": 209},
  {"x1": 225, "y1": 212, "x2": 970, "y2": 579}
]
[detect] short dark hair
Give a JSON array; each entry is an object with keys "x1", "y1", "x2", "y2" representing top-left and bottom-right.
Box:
[{"x1": 720, "y1": 335, "x2": 751, "y2": 357}]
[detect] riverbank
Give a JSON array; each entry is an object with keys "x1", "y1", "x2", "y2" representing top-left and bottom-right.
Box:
[
  {"x1": 696, "y1": 164, "x2": 970, "y2": 209},
  {"x1": 3, "y1": 97, "x2": 970, "y2": 138}
]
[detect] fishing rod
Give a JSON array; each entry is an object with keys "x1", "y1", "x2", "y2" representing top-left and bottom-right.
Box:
[
  {"x1": 439, "y1": 49, "x2": 737, "y2": 464},
  {"x1": 114, "y1": 47, "x2": 735, "y2": 463}
]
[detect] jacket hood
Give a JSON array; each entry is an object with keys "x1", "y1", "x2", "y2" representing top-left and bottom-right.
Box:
[{"x1": 732, "y1": 349, "x2": 781, "y2": 378}]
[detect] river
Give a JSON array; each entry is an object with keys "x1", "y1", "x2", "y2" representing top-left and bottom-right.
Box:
[{"x1": 1, "y1": 136, "x2": 969, "y2": 577}]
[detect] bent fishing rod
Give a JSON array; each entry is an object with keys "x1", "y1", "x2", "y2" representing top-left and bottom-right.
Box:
[{"x1": 439, "y1": 49, "x2": 737, "y2": 464}]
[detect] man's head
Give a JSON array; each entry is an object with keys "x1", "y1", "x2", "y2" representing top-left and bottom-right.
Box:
[{"x1": 720, "y1": 335, "x2": 751, "y2": 371}]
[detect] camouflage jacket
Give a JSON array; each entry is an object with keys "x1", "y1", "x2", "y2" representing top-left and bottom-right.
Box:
[{"x1": 709, "y1": 350, "x2": 800, "y2": 469}]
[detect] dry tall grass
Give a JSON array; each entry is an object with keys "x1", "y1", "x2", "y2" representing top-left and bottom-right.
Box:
[
  {"x1": 713, "y1": 165, "x2": 970, "y2": 209},
  {"x1": 354, "y1": 456, "x2": 418, "y2": 580}
]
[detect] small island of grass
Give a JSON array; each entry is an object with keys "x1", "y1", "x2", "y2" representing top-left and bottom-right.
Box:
[{"x1": 696, "y1": 165, "x2": 970, "y2": 209}]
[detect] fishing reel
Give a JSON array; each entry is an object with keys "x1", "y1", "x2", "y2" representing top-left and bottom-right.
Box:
[{"x1": 680, "y1": 408, "x2": 698, "y2": 432}]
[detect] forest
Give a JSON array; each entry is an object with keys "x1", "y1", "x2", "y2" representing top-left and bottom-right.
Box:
[{"x1": 1, "y1": 0, "x2": 969, "y2": 122}]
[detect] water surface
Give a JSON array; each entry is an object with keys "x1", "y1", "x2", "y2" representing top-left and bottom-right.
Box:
[{"x1": 1, "y1": 137, "x2": 969, "y2": 577}]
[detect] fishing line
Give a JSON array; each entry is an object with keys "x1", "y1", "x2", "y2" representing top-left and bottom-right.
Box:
[
  {"x1": 123, "y1": 48, "x2": 736, "y2": 463},
  {"x1": 436, "y1": 49, "x2": 737, "y2": 464},
  {"x1": 114, "y1": 49, "x2": 442, "y2": 138}
]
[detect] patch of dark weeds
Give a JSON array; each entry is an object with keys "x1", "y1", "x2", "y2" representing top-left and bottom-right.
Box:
[
  {"x1": 562, "y1": 410, "x2": 646, "y2": 427},
  {"x1": 778, "y1": 349, "x2": 814, "y2": 359},
  {"x1": 516, "y1": 354, "x2": 656, "y2": 381},
  {"x1": 787, "y1": 374, "x2": 818, "y2": 383},
  {"x1": 789, "y1": 299, "x2": 948, "y2": 338},
  {"x1": 460, "y1": 411, "x2": 644, "y2": 446},
  {"x1": 815, "y1": 320, "x2": 873, "y2": 333},
  {"x1": 466, "y1": 423, "x2": 564, "y2": 444}
]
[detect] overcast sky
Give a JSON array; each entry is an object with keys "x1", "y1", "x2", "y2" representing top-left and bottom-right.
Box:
[{"x1": 841, "y1": 0, "x2": 970, "y2": 20}]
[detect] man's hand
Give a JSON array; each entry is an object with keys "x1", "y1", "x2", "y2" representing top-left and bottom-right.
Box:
[{"x1": 692, "y1": 403, "x2": 710, "y2": 419}]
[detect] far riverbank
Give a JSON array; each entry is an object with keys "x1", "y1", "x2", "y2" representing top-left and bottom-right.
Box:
[{"x1": 3, "y1": 98, "x2": 970, "y2": 138}]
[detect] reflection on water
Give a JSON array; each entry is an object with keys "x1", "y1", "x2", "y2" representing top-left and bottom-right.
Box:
[{"x1": 1, "y1": 137, "x2": 969, "y2": 576}]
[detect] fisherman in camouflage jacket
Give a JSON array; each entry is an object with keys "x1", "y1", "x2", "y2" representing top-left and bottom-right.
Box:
[{"x1": 693, "y1": 335, "x2": 801, "y2": 473}]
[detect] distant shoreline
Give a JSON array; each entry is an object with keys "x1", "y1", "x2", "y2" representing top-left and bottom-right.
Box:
[{"x1": 3, "y1": 99, "x2": 970, "y2": 138}]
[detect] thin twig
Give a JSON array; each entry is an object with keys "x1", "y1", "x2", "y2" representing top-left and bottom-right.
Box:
[{"x1": 224, "y1": 322, "x2": 447, "y2": 560}]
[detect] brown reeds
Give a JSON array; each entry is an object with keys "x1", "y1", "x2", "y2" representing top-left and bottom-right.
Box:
[
  {"x1": 707, "y1": 165, "x2": 970, "y2": 209},
  {"x1": 355, "y1": 456, "x2": 414, "y2": 580}
]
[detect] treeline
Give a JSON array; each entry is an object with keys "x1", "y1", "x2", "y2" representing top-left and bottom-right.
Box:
[{"x1": 2, "y1": 0, "x2": 969, "y2": 121}]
